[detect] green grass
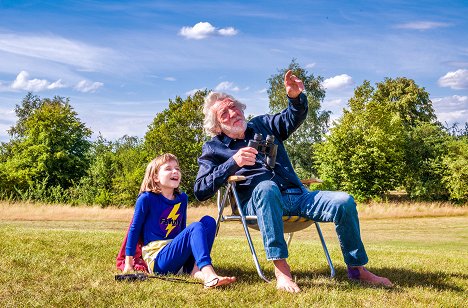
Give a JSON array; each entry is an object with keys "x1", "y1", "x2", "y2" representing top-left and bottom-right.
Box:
[{"x1": 1, "y1": 214, "x2": 467, "y2": 307}]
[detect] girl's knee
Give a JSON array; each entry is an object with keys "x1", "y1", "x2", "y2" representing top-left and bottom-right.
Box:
[{"x1": 200, "y1": 215, "x2": 216, "y2": 232}]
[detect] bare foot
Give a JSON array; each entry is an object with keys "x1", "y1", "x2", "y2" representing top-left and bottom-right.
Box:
[
  {"x1": 204, "y1": 276, "x2": 236, "y2": 289},
  {"x1": 190, "y1": 265, "x2": 204, "y2": 281},
  {"x1": 274, "y1": 259, "x2": 301, "y2": 293},
  {"x1": 348, "y1": 266, "x2": 393, "y2": 287}
]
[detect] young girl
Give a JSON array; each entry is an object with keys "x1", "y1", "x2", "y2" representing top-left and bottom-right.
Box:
[{"x1": 124, "y1": 153, "x2": 235, "y2": 288}]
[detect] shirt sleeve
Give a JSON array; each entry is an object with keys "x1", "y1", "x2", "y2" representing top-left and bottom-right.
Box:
[
  {"x1": 125, "y1": 194, "x2": 148, "y2": 256},
  {"x1": 266, "y1": 92, "x2": 308, "y2": 141},
  {"x1": 193, "y1": 143, "x2": 241, "y2": 201}
]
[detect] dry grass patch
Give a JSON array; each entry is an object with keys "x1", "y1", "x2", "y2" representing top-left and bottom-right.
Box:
[{"x1": 0, "y1": 200, "x2": 466, "y2": 223}]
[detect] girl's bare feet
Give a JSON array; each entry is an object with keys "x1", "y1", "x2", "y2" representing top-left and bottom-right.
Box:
[{"x1": 191, "y1": 264, "x2": 236, "y2": 289}]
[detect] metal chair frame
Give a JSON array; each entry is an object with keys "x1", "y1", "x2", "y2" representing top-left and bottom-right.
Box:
[{"x1": 215, "y1": 176, "x2": 335, "y2": 283}]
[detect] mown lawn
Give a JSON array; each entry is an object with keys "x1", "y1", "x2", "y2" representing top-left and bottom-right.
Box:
[{"x1": 0, "y1": 204, "x2": 467, "y2": 307}]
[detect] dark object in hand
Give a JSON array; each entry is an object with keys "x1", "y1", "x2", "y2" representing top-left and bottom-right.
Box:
[{"x1": 248, "y1": 133, "x2": 278, "y2": 168}]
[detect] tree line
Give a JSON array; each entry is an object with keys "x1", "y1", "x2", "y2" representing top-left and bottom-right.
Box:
[{"x1": 1, "y1": 61, "x2": 467, "y2": 206}]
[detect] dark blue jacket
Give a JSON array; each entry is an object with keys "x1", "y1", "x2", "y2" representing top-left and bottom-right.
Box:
[{"x1": 194, "y1": 93, "x2": 308, "y2": 205}]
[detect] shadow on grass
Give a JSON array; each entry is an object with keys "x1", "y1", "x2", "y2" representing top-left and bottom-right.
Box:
[{"x1": 217, "y1": 265, "x2": 467, "y2": 292}]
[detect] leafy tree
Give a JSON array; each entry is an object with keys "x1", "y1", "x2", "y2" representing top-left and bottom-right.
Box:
[
  {"x1": 2, "y1": 94, "x2": 91, "y2": 194},
  {"x1": 315, "y1": 81, "x2": 406, "y2": 200},
  {"x1": 403, "y1": 122, "x2": 451, "y2": 200},
  {"x1": 441, "y1": 137, "x2": 468, "y2": 202},
  {"x1": 267, "y1": 59, "x2": 330, "y2": 178},
  {"x1": 144, "y1": 90, "x2": 208, "y2": 198},
  {"x1": 315, "y1": 78, "x2": 440, "y2": 201}
]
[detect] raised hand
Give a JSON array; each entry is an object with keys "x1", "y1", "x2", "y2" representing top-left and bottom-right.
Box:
[{"x1": 284, "y1": 70, "x2": 305, "y2": 98}]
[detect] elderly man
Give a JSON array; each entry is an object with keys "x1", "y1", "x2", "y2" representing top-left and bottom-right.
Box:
[{"x1": 194, "y1": 70, "x2": 392, "y2": 292}]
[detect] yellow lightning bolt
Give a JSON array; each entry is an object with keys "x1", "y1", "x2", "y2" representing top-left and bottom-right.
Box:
[{"x1": 165, "y1": 202, "x2": 181, "y2": 237}]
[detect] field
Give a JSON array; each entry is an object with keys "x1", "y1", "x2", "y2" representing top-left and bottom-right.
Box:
[{"x1": 1, "y1": 202, "x2": 467, "y2": 307}]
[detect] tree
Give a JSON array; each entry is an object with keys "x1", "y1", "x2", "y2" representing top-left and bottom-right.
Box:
[
  {"x1": 267, "y1": 59, "x2": 330, "y2": 178},
  {"x1": 441, "y1": 137, "x2": 468, "y2": 202},
  {"x1": 315, "y1": 78, "x2": 440, "y2": 201},
  {"x1": 315, "y1": 81, "x2": 406, "y2": 200},
  {"x1": 2, "y1": 94, "x2": 91, "y2": 194},
  {"x1": 144, "y1": 90, "x2": 208, "y2": 198}
]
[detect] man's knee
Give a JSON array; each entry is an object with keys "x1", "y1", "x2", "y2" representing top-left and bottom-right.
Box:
[
  {"x1": 333, "y1": 192, "x2": 357, "y2": 222},
  {"x1": 252, "y1": 180, "x2": 281, "y2": 201}
]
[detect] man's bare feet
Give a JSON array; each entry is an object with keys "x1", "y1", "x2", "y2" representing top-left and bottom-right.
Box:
[
  {"x1": 348, "y1": 266, "x2": 393, "y2": 287},
  {"x1": 274, "y1": 259, "x2": 301, "y2": 293}
]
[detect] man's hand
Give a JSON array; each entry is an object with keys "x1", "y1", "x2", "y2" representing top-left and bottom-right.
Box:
[
  {"x1": 233, "y1": 147, "x2": 258, "y2": 167},
  {"x1": 284, "y1": 70, "x2": 305, "y2": 98}
]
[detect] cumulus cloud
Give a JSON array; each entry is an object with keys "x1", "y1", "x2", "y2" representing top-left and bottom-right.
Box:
[
  {"x1": 395, "y1": 21, "x2": 451, "y2": 30},
  {"x1": 322, "y1": 74, "x2": 354, "y2": 90},
  {"x1": 74, "y1": 80, "x2": 104, "y2": 93},
  {"x1": 10, "y1": 70, "x2": 66, "y2": 92},
  {"x1": 438, "y1": 69, "x2": 468, "y2": 89},
  {"x1": 185, "y1": 88, "x2": 206, "y2": 96},
  {"x1": 179, "y1": 22, "x2": 238, "y2": 40},
  {"x1": 432, "y1": 95, "x2": 468, "y2": 125},
  {"x1": 214, "y1": 81, "x2": 240, "y2": 92}
]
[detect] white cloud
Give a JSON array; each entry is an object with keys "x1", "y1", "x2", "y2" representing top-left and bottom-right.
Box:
[
  {"x1": 10, "y1": 70, "x2": 66, "y2": 92},
  {"x1": 305, "y1": 63, "x2": 316, "y2": 69},
  {"x1": 322, "y1": 74, "x2": 354, "y2": 90},
  {"x1": 214, "y1": 81, "x2": 240, "y2": 92},
  {"x1": 432, "y1": 95, "x2": 468, "y2": 125},
  {"x1": 438, "y1": 69, "x2": 468, "y2": 89},
  {"x1": 163, "y1": 77, "x2": 176, "y2": 81},
  {"x1": 0, "y1": 33, "x2": 116, "y2": 71},
  {"x1": 179, "y1": 22, "x2": 238, "y2": 40},
  {"x1": 74, "y1": 80, "x2": 104, "y2": 93},
  {"x1": 218, "y1": 27, "x2": 238, "y2": 36},
  {"x1": 185, "y1": 88, "x2": 206, "y2": 96},
  {"x1": 395, "y1": 21, "x2": 451, "y2": 30}
]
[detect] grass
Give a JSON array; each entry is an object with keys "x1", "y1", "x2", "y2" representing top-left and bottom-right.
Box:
[{"x1": 0, "y1": 202, "x2": 467, "y2": 307}]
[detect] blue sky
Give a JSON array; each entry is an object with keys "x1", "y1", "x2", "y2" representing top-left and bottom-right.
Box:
[{"x1": 1, "y1": 0, "x2": 467, "y2": 142}]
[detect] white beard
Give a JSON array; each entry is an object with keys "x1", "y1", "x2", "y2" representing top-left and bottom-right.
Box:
[{"x1": 221, "y1": 120, "x2": 247, "y2": 136}]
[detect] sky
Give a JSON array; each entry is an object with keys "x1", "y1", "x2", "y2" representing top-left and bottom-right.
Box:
[{"x1": 1, "y1": 0, "x2": 467, "y2": 142}]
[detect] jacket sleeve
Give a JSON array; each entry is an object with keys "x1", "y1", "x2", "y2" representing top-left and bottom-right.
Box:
[
  {"x1": 193, "y1": 143, "x2": 241, "y2": 201},
  {"x1": 125, "y1": 195, "x2": 147, "y2": 256},
  {"x1": 266, "y1": 92, "x2": 308, "y2": 141}
]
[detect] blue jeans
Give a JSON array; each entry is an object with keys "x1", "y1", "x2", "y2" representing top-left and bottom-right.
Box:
[
  {"x1": 243, "y1": 180, "x2": 368, "y2": 266},
  {"x1": 153, "y1": 215, "x2": 216, "y2": 274}
]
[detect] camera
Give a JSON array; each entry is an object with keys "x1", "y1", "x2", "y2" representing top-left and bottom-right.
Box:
[{"x1": 248, "y1": 133, "x2": 278, "y2": 168}]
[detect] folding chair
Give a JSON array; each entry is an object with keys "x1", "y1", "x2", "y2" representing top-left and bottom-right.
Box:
[{"x1": 215, "y1": 176, "x2": 335, "y2": 283}]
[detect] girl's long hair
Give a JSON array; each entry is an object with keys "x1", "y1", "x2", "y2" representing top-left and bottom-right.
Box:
[{"x1": 139, "y1": 153, "x2": 181, "y2": 195}]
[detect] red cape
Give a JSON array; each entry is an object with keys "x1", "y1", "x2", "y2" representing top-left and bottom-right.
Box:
[{"x1": 116, "y1": 223, "x2": 148, "y2": 273}]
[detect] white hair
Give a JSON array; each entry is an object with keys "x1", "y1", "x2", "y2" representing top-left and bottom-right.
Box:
[{"x1": 203, "y1": 91, "x2": 246, "y2": 137}]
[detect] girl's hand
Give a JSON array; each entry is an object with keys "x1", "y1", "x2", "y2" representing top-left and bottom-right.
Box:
[{"x1": 123, "y1": 256, "x2": 135, "y2": 273}]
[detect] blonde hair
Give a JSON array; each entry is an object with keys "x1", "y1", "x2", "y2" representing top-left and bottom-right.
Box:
[
  {"x1": 203, "y1": 91, "x2": 246, "y2": 137},
  {"x1": 139, "y1": 153, "x2": 181, "y2": 195}
]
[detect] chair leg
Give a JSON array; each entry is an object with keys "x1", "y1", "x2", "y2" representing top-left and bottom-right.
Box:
[
  {"x1": 314, "y1": 222, "x2": 335, "y2": 278},
  {"x1": 231, "y1": 184, "x2": 271, "y2": 283},
  {"x1": 286, "y1": 232, "x2": 293, "y2": 247}
]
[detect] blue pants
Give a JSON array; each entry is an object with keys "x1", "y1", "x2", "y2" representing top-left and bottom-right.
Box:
[
  {"x1": 243, "y1": 181, "x2": 368, "y2": 266},
  {"x1": 153, "y1": 215, "x2": 216, "y2": 274}
]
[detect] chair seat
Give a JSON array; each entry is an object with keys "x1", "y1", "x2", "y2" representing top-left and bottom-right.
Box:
[{"x1": 247, "y1": 215, "x2": 314, "y2": 233}]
